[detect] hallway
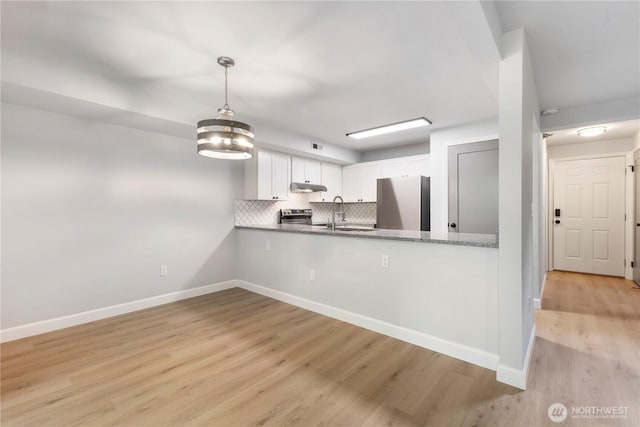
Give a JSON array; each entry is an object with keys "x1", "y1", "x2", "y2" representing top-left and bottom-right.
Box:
[{"x1": 529, "y1": 271, "x2": 639, "y2": 425}]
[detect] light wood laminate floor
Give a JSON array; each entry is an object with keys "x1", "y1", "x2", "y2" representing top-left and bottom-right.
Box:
[{"x1": 2, "y1": 271, "x2": 638, "y2": 426}]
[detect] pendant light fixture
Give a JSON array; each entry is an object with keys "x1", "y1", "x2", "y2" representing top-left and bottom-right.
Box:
[{"x1": 197, "y1": 56, "x2": 254, "y2": 159}]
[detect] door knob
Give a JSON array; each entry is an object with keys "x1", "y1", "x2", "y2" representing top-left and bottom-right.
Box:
[
  {"x1": 555, "y1": 219, "x2": 560, "y2": 224},
  {"x1": 450, "y1": 223, "x2": 457, "y2": 229},
  {"x1": 636, "y1": 223, "x2": 640, "y2": 227}
]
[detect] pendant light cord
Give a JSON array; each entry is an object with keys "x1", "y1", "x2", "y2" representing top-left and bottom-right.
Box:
[{"x1": 223, "y1": 65, "x2": 230, "y2": 111}]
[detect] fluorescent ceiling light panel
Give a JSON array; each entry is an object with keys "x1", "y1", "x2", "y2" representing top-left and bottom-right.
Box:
[{"x1": 347, "y1": 117, "x2": 431, "y2": 139}]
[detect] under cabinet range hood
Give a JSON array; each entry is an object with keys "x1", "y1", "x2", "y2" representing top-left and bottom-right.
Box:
[{"x1": 289, "y1": 182, "x2": 327, "y2": 193}]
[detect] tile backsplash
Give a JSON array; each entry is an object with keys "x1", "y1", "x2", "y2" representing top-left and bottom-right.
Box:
[{"x1": 234, "y1": 193, "x2": 376, "y2": 226}]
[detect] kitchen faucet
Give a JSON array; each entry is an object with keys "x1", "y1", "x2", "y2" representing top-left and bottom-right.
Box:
[{"x1": 331, "y1": 196, "x2": 345, "y2": 231}]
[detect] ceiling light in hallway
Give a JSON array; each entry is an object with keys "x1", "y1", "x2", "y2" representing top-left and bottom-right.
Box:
[{"x1": 577, "y1": 126, "x2": 607, "y2": 137}]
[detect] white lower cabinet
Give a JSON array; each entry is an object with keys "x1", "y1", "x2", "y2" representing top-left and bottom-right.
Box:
[{"x1": 244, "y1": 150, "x2": 291, "y2": 200}]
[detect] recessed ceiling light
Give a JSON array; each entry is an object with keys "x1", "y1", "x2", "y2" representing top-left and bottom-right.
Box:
[
  {"x1": 577, "y1": 126, "x2": 607, "y2": 137},
  {"x1": 347, "y1": 117, "x2": 431, "y2": 139},
  {"x1": 541, "y1": 108, "x2": 559, "y2": 116}
]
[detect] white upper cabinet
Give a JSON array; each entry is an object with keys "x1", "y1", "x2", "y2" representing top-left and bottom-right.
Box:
[
  {"x1": 406, "y1": 155, "x2": 430, "y2": 176},
  {"x1": 341, "y1": 154, "x2": 430, "y2": 203},
  {"x1": 380, "y1": 154, "x2": 430, "y2": 178},
  {"x1": 271, "y1": 153, "x2": 291, "y2": 199},
  {"x1": 291, "y1": 157, "x2": 321, "y2": 184},
  {"x1": 380, "y1": 159, "x2": 405, "y2": 179},
  {"x1": 342, "y1": 165, "x2": 360, "y2": 202},
  {"x1": 360, "y1": 163, "x2": 381, "y2": 202},
  {"x1": 311, "y1": 162, "x2": 343, "y2": 202},
  {"x1": 244, "y1": 150, "x2": 291, "y2": 200},
  {"x1": 342, "y1": 163, "x2": 382, "y2": 202}
]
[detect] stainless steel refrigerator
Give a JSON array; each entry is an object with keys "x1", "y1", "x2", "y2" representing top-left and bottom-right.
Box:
[{"x1": 376, "y1": 176, "x2": 430, "y2": 231}]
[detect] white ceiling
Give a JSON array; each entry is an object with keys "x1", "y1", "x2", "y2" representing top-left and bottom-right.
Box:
[
  {"x1": 0, "y1": 1, "x2": 499, "y2": 152},
  {"x1": 2, "y1": 1, "x2": 637, "y2": 155},
  {"x1": 545, "y1": 118, "x2": 640, "y2": 146},
  {"x1": 495, "y1": 1, "x2": 640, "y2": 112}
]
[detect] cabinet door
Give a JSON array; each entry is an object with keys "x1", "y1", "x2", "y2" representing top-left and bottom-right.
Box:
[
  {"x1": 361, "y1": 163, "x2": 382, "y2": 202},
  {"x1": 257, "y1": 151, "x2": 273, "y2": 200},
  {"x1": 320, "y1": 163, "x2": 342, "y2": 201},
  {"x1": 305, "y1": 159, "x2": 322, "y2": 184},
  {"x1": 272, "y1": 153, "x2": 290, "y2": 200},
  {"x1": 406, "y1": 155, "x2": 430, "y2": 176},
  {"x1": 291, "y1": 157, "x2": 306, "y2": 183},
  {"x1": 342, "y1": 166, "x2": 360, "y2": 202},
  {"x1": 381, "y1": 159, "x2": 406, "y2": 178}
]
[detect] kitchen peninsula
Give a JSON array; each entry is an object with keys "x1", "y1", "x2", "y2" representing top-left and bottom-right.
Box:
[{"x1": 235, "y1": 223, "x2": 500, "y2": 372}]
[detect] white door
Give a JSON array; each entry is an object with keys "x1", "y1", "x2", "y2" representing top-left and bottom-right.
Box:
[
  {"x1": 448, "y1": 140, "x2": 499, "y2": 233},
  {"x1": 553, "y1": 157, "x2": 625, "y2": 276}
]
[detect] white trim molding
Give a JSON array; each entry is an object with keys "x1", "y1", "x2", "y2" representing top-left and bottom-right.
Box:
[
  {"x1": 496, "y1": 324, "x2": 537, "y2": 390},
  {"x1": 0, "y1": 280, "x2": 238, "y2": 343},
  {"x1": 236, "y1": 280, "x2": 499, "y2": 372},
  {"x1": 534, "y1": 272, "x2": 547, "y2": 309}
]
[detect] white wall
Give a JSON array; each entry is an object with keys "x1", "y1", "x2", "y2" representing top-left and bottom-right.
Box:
[
  {"x1": 236, "y1": 229, "x2": 499, "y2": 368},
  {"x1": 429, "y1": 118, "x2": 499, "y2": 232},
  {"x1": 1, "y1": 102, "x2": 242, "y2": 328},
  {"x1": 520, "y1": 35, "x2": 540, "y2": 364},
  {"x1": 497, "y1": 28, "x2": 540, "y2": 387},
  {"x1": 547, "y1": 138, "x2": 636, "y2": 159}
]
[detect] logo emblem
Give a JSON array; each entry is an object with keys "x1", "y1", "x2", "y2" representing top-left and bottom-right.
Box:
[{"x1": 548, "y1": 403, "x2": 568, "y2": 423}]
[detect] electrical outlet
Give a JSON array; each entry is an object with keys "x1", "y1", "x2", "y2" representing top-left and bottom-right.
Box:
[
  {"x1": 160, "y1": 265, "x2": 168, "y2": 277},
  {"x1": 309, "y1": 270, "x2": 316, "y2": 281},
  {"x1": 381, "y1": 255, "x2": 389, "y2": 269},
  {"x1": 266, "y1": 241, "x2": 271, "y2": 251}
]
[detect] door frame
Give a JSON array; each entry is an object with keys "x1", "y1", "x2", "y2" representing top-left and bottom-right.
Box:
[
  {"x1": 548, "y1": 152, "x2": 632, "y2": 278},
  {"x1": 633, "y1": 149, "x2": 640, "y2": 283}
]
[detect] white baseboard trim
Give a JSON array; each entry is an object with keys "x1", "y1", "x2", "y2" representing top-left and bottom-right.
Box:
[
  {"x1": 534, "y1": 272, "x2": 548, "y2": 310},
  {"x1": 0, "y1": 280, "x2": 238, "y2": 343},
  {"x1": 496, "y1": 323, "x2": 537, "y2": 390},
  {"x1": 236, "y1": 280, "x2": 499, "y2": 371}
]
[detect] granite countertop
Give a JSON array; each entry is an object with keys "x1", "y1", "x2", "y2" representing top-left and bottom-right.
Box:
[{"x1": 235, "y1": 223, "x2": 498, "y2": 248}]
